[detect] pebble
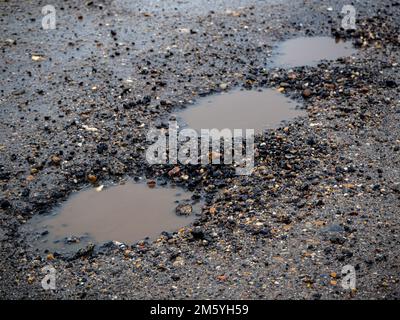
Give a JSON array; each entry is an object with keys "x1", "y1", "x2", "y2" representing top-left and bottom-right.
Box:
[
  {"x1": 31, "y1": 54, "x2": 46, "y2": 62},
  {"x1": 46, "y1": 253, "x2": 55, "y2": 261},
  {"x1": 172, "y1": 256, "x2": 185, "y2": 267},
  {"x1": 87, "y1": 174, "x2": 97, "y2": 183},
  {"x1": 329, "y1": 235, "x2": 346, "y2": 245},
  {"x1": 302, "y1": 88, "x2": 312, "y2": 98},
  {"x1": 191, "y1": 227, "x2": 205, "y2": 240},
  {"x1": 96, "y1": 143, "x2": 108, "y2": 154},
  {"x1": 1, "y1": 200, "x2": 11, "y2": 209},
  {"x1": 175, "y1": 204, "x2": 193, "y2": 216},
  {"x1": 147, "y1": 180, "x2": 156, "y2": 188},
  {"x1": 168, "y1": 166, "x2": 180, "y2": 177},
  {"x1": 50, "y1": 155, "x2": 61, "y2": 166}
]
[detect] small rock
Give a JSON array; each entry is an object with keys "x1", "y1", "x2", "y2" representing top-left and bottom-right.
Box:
[
  {"x1": 65, "y1": 236, "x2": 80, "y2": 244},
  {"x1": 219, "y1": 83, "x2": 228, "y2": 90},
  {"x1": 175, "y1": 204, "x2": 192, "y2": 216},
  {"x1": 307, "y1": 136, "x2": 317, "y2": 146},
  {"x1": 391, "y1": 183, "x2": 400, "y2": 193},
  {"x1": 87, "y1": 174, "x2": 97, "y2": 183},
  {"x1": 217, "y1": 274, "x2": 227, "y2": 281},
  {"x1": 385, "y1": 80, "x2": 397, "y2": 88},
  {"x1": 161, "y1": 231, "x2": 173, "y2": 239},
  {"x1": 302, "y1": 88, "x2": 312, "y2": 98},
  {"x1": 171, "y1": 275, "x2": 180, "y2": 281},
  {"x1": 50, "y1": 155, "x2": 61, "y2": 166},
  {"x1": 329, "y1": 235, "x2": 346, "y2": 245},
  {"x1": 191, "y1": 227, "x2": 204, "y2": 239},
  {"x1": 226, "y1": 9, "x2": 241, "y2": 17},
  {"x1": 27, "y1": 275, "x2": 35, "y2": 284},
  {"x1": 147, "y1": 180, "x2": 156, "y2": 188},
  {"x1": 1, "y1": 200, "x2": 11, "y2": 209},
  {"x1": 168, "y1": 166, "x2": 180, "y2": 177},
  {"x1": 74, "y1": 243, "x2": 95, "y2": 259},
  {"x1": 5, "y1": 38, "x2": 16, "y2": 45},
  {"x1": 123, "y1": 249, "x2": 132, "y2": 258},
  {"x1": 172, "y1": 256, "x2": 185, "y2": 267},
  {"x1": 31, "y1": 54, "x2": 46, "y2": 62},
  {"x1": 96, "y1": 143, "x2": 108, "y2": 154},
  {"x1": 178, "y1": 28, "x2": 190, "y2": 34},
  {"x1": 259, "y1": 227, "x2": 272, "y2": 237},
  {"x1": 82, "y1": 125, "x2": 98, "y2": 132}
]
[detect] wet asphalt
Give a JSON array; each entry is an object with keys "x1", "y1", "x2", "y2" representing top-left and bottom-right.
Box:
[{"x1": 0, "y1": 0, "x2": 399, "y2": 299}]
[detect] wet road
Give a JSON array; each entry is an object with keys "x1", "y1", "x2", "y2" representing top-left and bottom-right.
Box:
[{"x1": 1, "y1": 0, "x2": 399, "y2": 299}]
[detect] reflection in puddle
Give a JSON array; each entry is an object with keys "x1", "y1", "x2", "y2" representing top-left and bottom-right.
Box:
[
  {"x1": 177, "y1": 89, "x2": 304, "y2": 136},
  {"x1": 272, "y1": 36, "x2": 357, "y2": 68},
  {"x1": 27, "y1": 182, "x2": 200, "y2": 253}
]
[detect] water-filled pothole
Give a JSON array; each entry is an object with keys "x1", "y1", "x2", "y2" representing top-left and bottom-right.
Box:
[
  {"x1": 26, "y1": 182, "x2": 200, "y2": 254},
  {"x1": 272, "y1": 36, "x2": 357, "y2": 68},
  {"x1": 177, "y1": 89, "x2": 304, "y2": 135}
]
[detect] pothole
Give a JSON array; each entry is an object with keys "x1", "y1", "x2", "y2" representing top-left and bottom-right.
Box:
[
  {"x1": 271, "y1": 36, "x2": 357, "y2": 68},
  {"x1": 25, "y1": 181, "x2": 201, "y2": 254},
  {"x1": 177, "y1": 88, "x2": 304, "y2": 135}
]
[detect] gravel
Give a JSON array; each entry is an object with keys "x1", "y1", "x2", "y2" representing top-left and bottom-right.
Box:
[{"x1": 0, "y1": 0, "x2": 399, "y2": 299}]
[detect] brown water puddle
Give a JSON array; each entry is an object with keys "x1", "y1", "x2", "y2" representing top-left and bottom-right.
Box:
[
  {"x1": 177, "y1": 89, "x2": 304, "y2": 135},
  {"x1": 272, "y1": 36, "x2": 357, "y2": 68},
  {"x1": 27, "y1": 182, "x2": 200, "y2": 253}
]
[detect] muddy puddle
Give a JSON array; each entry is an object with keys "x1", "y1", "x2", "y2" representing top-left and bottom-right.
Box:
[
  {"x1": 177, "y1": 89, "x2": 304, "y2": 135},
  {"x1": 272, "y1": 36, "x2": 357, "y2": 68},
  {"x1": 25, "y1": 181, "x2": 201, "y2": 254}
]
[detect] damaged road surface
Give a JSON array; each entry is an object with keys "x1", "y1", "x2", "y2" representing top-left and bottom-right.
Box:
[{"x1": 0, "y1": 0, "x2": 399, "y2": 300}]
